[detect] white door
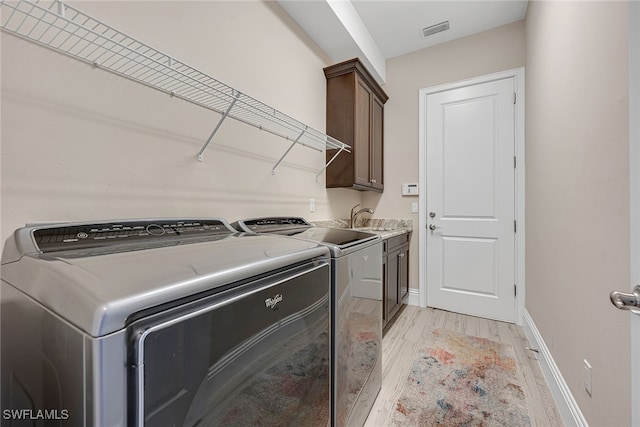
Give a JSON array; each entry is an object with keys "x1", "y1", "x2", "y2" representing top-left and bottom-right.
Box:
[{"x1": 426, "y1": 77, "x2": 516, "y2": 323}]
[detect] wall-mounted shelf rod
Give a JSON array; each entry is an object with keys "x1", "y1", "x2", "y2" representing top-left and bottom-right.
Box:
[
  {"x1": 197, "y1": 90, "x2": 240, "y2": 162},
  {"x1": 316, "y1": 146, "x2": 346, "y2": 182},
  {"x1": 0, "y1": 0, "x2": 351, "y2": 176},
  {"x1": 272, "y1": 127, "x2": 307, "y2": 175}
]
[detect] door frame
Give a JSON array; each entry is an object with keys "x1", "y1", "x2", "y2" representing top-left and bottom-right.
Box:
[
  {"x1": 630, "y1": 2, "x2": 639, "y2": 425},
  {"x1": 418, "y1": 67, "x2": 526, "y2": 324}
]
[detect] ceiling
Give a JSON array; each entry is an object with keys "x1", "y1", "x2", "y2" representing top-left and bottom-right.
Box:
[{"x1": 277, "y1": 1, "x2": 528, "y2": 84}]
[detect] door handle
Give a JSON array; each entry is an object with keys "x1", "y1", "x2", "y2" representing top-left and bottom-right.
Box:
[
  {"x1": 610, "y1": 286, "x2": 640, "y2": 314},
  {"x1": 428, "y1": 224, "x2": 441, "y2": 231}
]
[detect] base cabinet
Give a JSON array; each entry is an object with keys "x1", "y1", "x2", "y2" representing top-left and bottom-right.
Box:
[{"x1": 383, "y1": 232, "x2": 411, "y2": 329}]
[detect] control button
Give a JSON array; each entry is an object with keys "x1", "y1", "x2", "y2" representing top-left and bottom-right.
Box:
[
  {"x1": 146, "y1": 224, "x2": 165, "y2": 236},
  {"x1": 77, "y1": 232, "x2": 89, "y2": 239}
]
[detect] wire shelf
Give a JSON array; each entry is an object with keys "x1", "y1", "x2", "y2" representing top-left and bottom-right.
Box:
[{"x1": 0, "y1": 0, "x2": 350, "y2": 174}]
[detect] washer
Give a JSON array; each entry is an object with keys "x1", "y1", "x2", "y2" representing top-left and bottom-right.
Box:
[
  {"x1": 1, "y1": 218, "x2": 332, "y2": 426},
  {"x1": 232, "y1": 217, "x2": 383, "y2": 427}
]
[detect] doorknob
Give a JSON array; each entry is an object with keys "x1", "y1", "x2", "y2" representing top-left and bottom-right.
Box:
[
  {"x1": 610, "y1": 286, "x2": 640, "y2": 314},
  {"x1": 428, "y1": 224, "x2": 441, "y2": 231}
]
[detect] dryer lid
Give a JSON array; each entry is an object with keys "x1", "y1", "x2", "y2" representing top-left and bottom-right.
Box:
[{"x1": 1, "y1": 219, "x2": 329, "y2": 337}]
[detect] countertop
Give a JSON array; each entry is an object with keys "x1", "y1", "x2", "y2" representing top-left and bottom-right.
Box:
[{"x1": 358, "y1": 227, "x2": 411, "y2": 240}]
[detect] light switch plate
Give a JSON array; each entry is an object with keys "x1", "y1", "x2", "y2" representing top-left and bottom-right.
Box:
[{"x1": 411, "y1": 202, "x2": 419, "y2": 213}]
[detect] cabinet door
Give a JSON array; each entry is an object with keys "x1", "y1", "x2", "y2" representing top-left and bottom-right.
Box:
[
  {"x1": 382, "y1": 252, "x2": 388, "y2": 326},
  {"x1": 399, "y1": 246, "x2": 409, "y2": 303},
  {"x1": 386, "y1": 249, "x2": 400, "y2": 321},
  {"x1": 354, "y1": 77, "x2": 372, "y2": 187},
  {"x1": 370, "y1": 96, "x2": 384, "y2": 191}
]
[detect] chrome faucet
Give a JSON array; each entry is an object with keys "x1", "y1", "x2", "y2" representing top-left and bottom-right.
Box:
[{"x1": 350, "y1": 204, "x2": 374, "y2": 228}]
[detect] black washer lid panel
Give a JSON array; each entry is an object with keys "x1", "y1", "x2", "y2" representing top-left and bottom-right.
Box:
[{"x1": 32, "y1": 218, "x2": 236, "y2": 253}]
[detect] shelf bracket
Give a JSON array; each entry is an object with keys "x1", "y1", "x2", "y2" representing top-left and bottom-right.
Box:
[
  {"x1": 272, "y1": 127, "x2": 307, "y2": 175},
  {"x1": 315, "y1": 145, "x2": 346, "y2": 182},
  {"x1": 197, "y1": 90, "x2": 240, "y2": 162},
  {"x1": 57, "y1": 1, "x2": 66, "y2": 17}
]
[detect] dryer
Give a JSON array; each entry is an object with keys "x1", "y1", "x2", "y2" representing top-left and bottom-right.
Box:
[{"x1": 1, "y1": 218, "x2": 331, "y2": 426}]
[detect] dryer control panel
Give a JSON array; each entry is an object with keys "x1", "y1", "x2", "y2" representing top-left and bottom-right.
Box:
[{"x1": 32, "y1": 219, "x2": 235, "y2": 253}]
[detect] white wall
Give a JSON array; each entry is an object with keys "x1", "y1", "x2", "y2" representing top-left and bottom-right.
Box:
[
  {"x1": 364, "y1": 21, "x2": 526, "y2": 292},
  {"x1": 0, "y1": 1, "x2": 361, "y2": 246},
  {"x1": 525, "y1": 2, "x2": 630, "y2": 425}
]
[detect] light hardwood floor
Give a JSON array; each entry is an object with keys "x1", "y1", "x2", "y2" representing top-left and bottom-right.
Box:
[{"x1": 364, "y1": 305, "x2": 564, "y2": 427}]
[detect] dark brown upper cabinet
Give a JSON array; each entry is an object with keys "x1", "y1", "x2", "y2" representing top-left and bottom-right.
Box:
[{"x1": 324, "y1": 58, "x2": 388, "y2": 192}]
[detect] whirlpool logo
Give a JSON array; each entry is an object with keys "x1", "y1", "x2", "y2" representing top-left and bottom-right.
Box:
[{"x1": 264, "y1": 294, "x2": 283, "y2": 309}]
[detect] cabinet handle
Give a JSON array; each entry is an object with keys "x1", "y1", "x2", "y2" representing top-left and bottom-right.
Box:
[
  {"x1": 371, "y1": 179, "x2": 377, "y2": 184},
  {"x1": 399, "y1": 252, "x2": 405, "y2": 258}
]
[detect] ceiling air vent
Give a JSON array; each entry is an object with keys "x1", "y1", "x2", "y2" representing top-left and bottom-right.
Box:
[{"x1": 421, "y1": 21, "x2": 450, "y2": 38}]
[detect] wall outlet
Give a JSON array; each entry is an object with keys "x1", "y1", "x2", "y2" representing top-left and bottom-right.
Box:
[
  {"x1": 309, "y1": 198, "x2": 315, "y2": 213},
  {"x1": 411, "y1": 202, "x2": 419, "y2": 213},
  {"x1": 584, "y1": 359, "x2": 592, "y2": 397}
]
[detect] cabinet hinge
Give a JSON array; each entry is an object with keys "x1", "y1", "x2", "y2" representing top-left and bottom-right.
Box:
[
  {"x1": 514, "y1": 92, "x2": 517, "y2": 104},
  {"x1": 514, "y1": 284, "x2": 517, "y2": 297},
  {"x1": 514, "y1": 156, "x2": 517, "y2": 169},
  {"x1": 514, "y1": 220, "x2": 517, "y2": 233}
]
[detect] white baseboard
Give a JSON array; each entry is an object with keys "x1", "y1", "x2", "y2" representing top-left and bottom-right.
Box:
[
  {"x1": 522, "y1": 309, "x2": 589, "y2": 427},
  {"x1": 406, "y1": 289, "x2": 420, "y2": 307}
]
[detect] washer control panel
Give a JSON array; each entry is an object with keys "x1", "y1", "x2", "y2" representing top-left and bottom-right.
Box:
[
  {"x1": 235, "y1": 217, "x2": 311, "y2": 233},
  {"x1": 32, "y1": 219, "x2": 235, "y2": 252}
]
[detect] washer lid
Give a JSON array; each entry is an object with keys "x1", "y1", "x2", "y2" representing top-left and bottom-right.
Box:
[
  {"x1": 273, "y1": 227, "x2": 379, "y2": 247},
  {"x1": 233, "y1": 217, "x2": 379, "y2": 250},
  {"x1": 1, "y1": 219, "x2": 329, "y2": 337}
]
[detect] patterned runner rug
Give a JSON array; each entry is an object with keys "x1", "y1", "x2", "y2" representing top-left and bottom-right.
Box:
[{"x1": 390, "y1": 328, "x2": 531, "y2": 426}]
